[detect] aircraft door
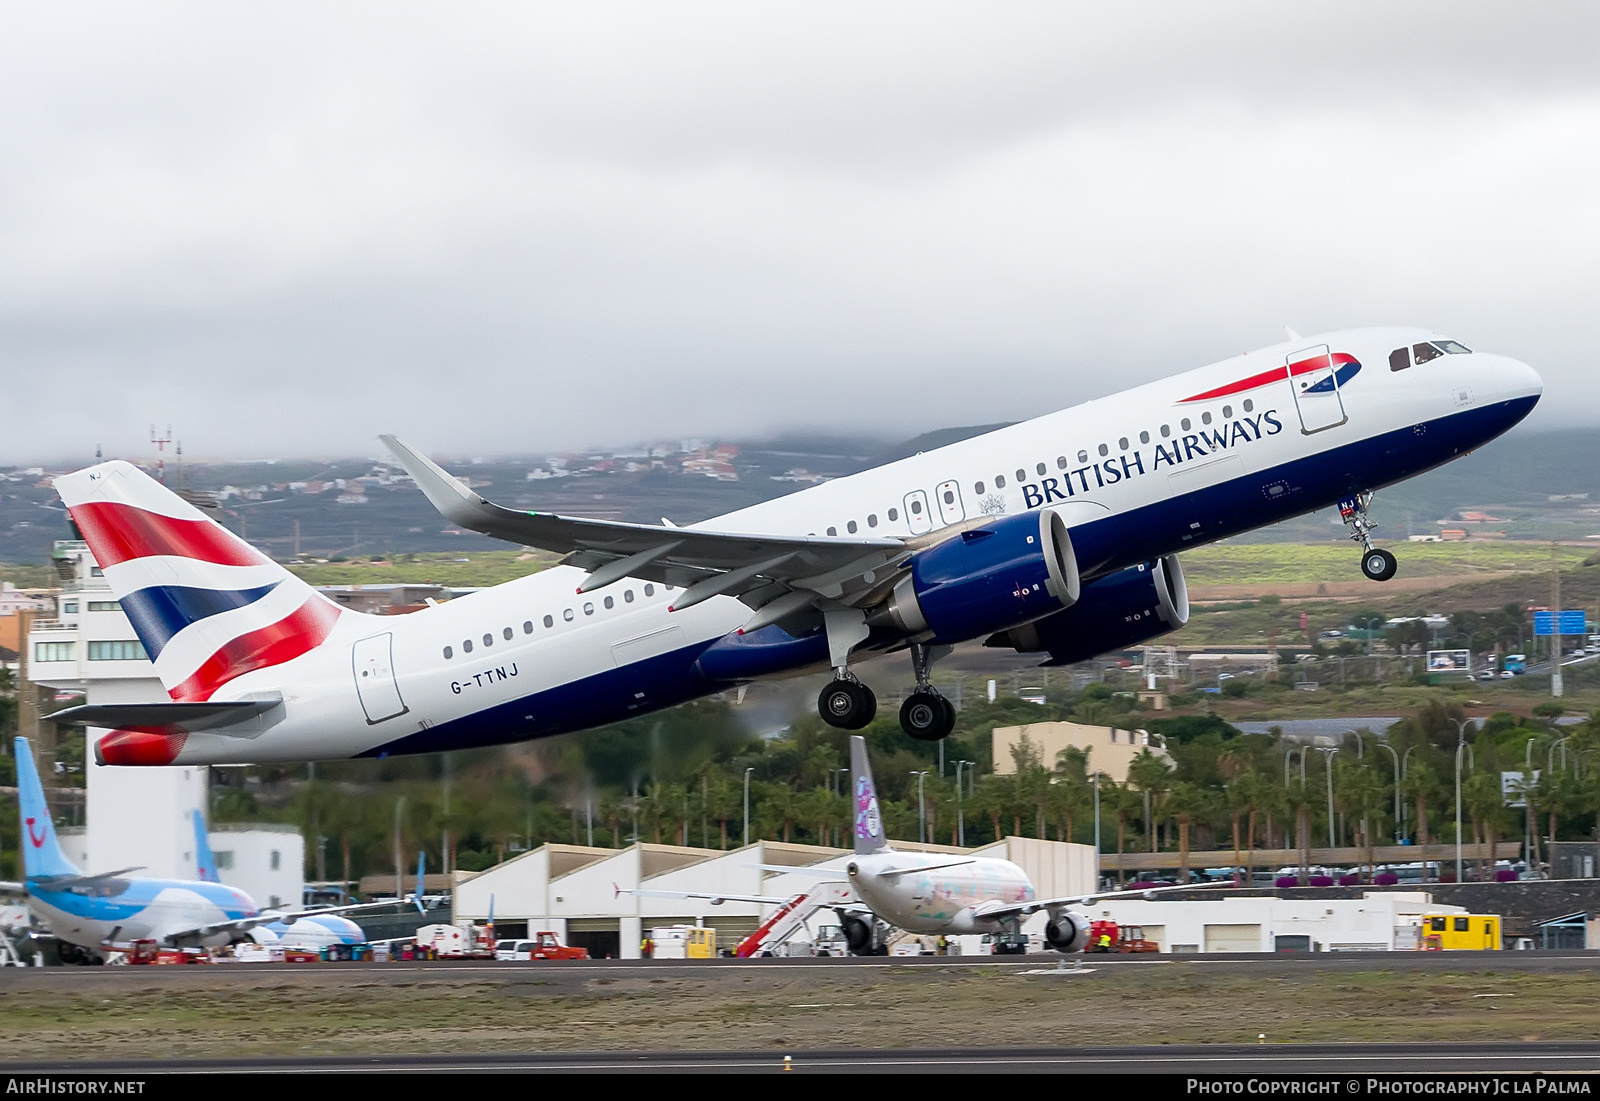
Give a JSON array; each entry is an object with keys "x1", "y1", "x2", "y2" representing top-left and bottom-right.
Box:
[
  {"x1": 352, "y1": 632, "x2": 409, "y2": 724},
  {"x1": 1287, "y1": 344, "x2": 1348, "y2": 434},
  {"x1": 903, "y1": 490, "x2": 933, "y2": 535},
  {"x1": 934, "y1": 480, "x2": 965, "y2": 526}
]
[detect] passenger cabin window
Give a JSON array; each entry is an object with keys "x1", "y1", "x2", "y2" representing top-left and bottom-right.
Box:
[
  {"x1": 1035, "y1": 463, "x2": 1046, "y2": 476},
  {"x1": 994, "y1": 475, "x2": 1006, "y2": 488},
  {"x1": 544, "y1": 614, "x2": 554, "y2": 627},
  {"x1": 1201, "y1": 412, "x2": 1212, "y2": 425},
  {"x1": 1097, "y1": 443, "x2": 1108, "y2": 457},
  {"x1": 1056, "y1": 457, "x2": 1068, "y2": 469},
  {"x1": 644, "y1": 584, "x2": 655, "y2": 596},
  {"x1": 583, "y1": 602, "x2": 594, "y2": 615},
  {"x1": 1015, "y1": 468, "x2": 1025, "y2": 482},
  {"x1": 1389, "y1": 347, "x2": 1409, "y2": 371},
  {"x1": 974, "y1": 481, "x2": 985, "y2": 494},
  {"x1": 1139, "y1": 431, "x2": 1149, "y2": 444},
  {"x1": 1221, "y1": 405, "x2": 1232, "y2": 418},
  {"x1": 463, "y1": 639, "x2": 473, "y2": 653},
  {"x1": 827, "y1": 526, "x2": 837, "y2": 535},
  {"x1": 1243, "y1": 399, "x2": 1254, "y2": 412},
  {"x1": 1118, "y1": 437, "x2": 1128, "y2": 450},
  {"x1": 867, "y1": 514, "x2": 878, "y2": 528},
  {"x1": 624, "y1": 590, "x2": 634, "y2": 602},
  {"x1": 847, "y1": 520, "x2": 858, "y2": 533},
  {"x1": 502, "y1": 627, "x2": 513, "y2": 640},
  {"x1": 1413, "y1": 342, "x2": 1443, "y2": 365},
  {"x1": 604, "y1": 595, "x2": 614, "y2": 609},
  {"x1": 887, "y1": 508, "x2": 899, "y2": 522},
  {"x1": 522, "y1": 621, "x2": 533, "y2": 633},
  {"x1": 1160, "y1": 425, "x2": 1170, "y2": 437},
  {"x1": 1181, "y1": 418, "x2": 1192, "y2": 431},
  {"x1": 563, "y1": 609, "x2": 575, "y2": 621},
  {"x1": 443, "y1": 645, "x2": 453, "y2": 659},
  {"x1": 483, "y1": 633, "x2": 493, "y2": 646}
]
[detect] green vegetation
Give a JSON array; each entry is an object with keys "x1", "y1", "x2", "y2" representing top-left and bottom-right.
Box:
[
  {"x1": 1179, "y1": 541, "x2": 1593, "y2": 586},
  {"x1": 285, "y1": 551, "x2": 558, "y2": 587}
]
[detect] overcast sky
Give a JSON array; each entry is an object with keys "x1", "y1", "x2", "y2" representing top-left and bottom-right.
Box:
[{"x1": 3, "y1": 2, "x2": 1598, "y2": 463}]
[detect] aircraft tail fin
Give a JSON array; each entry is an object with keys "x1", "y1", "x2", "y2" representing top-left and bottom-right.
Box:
[
  {"x1": 52, "y1": 461, "x2": 346, "y2": 703},
  {"x1": 849, "y1": 735, "x2": 891, "y2": 856},
  {"x1": 414, "y1": 851, "x2": 426, "y2": 914},
  {"x1": 193, "y1": 809, "x2": 218, "y2": 882},
  {"x1": 14, "y1": 737, "x2": 81, "y2": 879}
]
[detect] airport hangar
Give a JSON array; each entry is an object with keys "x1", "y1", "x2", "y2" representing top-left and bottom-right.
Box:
[{"x1": 449, "y1": 836, "x2": 1098, "y2": 959}]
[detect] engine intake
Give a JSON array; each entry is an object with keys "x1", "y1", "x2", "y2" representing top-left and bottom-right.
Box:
[
  {"x1": 986, "y1": 555, "x2": 1188, "y2": 665},
  {"x1": 871, "y1": 509, "x2": 1080, "y2": 644},
  {"x1": 1044, "y1": 911, "x2": 1092, "y2": 953}
]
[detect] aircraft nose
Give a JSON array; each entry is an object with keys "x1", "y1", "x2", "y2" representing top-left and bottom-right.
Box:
[{"x1": 1490, "y1": 355, "x2": 1542, "y2": 402}]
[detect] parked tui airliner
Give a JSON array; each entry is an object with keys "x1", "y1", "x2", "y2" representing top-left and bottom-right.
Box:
[{"x1": 48, "y1": 328, "x2": 1539, "y2": 764}]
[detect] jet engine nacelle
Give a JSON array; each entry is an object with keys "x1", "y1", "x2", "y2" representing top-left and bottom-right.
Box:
[
  {"x1": 985, "y1": 555, "x2": 1188, "y2": 665},
  {"x1": 872, "y1": 509, "x2": 1081, "y2": 644},
  {"x1": 840, "y1": 914, "x2": 876, "y2": 955},
  {"x1": 1044, "y1": 911, "x2": 1092, "y2": 953}
]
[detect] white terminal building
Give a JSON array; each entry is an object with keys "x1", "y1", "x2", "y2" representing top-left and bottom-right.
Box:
[{"x1": 26, "y1": 540, "x2": 304, "y2": 909}]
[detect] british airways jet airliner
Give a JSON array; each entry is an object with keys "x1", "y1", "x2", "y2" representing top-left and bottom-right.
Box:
[{"x1": 50, "y1": 329, "x2": 1539, "y2": 764}]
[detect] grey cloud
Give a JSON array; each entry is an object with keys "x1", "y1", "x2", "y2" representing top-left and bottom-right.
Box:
[{"x1": 1, "y1": 2, "x2": 1597, "y2": 463}]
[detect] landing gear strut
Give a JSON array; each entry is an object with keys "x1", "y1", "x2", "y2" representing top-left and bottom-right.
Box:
[
  {"x1": 899, "y1": 642, "x2": 956, "y2": 741},
  {"x1": 1340, "y1": 493, "x2": 1397, "y2": 582}
]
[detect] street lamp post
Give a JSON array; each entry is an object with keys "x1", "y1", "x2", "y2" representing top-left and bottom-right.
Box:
[
  {"x1": 1376, "y1": 742, "x2": 1401, "y2": 843},
  {"x1": 1452, "y1": 718, "x2": 1472, "y2": 883},
  {"x1": 1093, "y1": 772, "x2": 1102, "y2": 886},
  {"x1": 910, "y1": 771, "x2": 929, "y2": 844},
  {"x1": 743, "y1": 767, "x2": 754, "y2": 848},
  {"x1": 1317, "y1": 747, "x2": 1338, "y2": 848}
]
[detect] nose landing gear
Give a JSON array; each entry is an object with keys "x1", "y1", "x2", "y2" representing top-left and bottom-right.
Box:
[{"x1": 1340, "y1": 493, "x2": 1397, "y2": 582}]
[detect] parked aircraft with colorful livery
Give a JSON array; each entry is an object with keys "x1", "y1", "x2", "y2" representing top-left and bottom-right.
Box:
[
  {"x1": 9, "y1": 738, "x2": 385, "y2": 961},
  {"x1": 48, "y1": 328, "x2": 1539, "y2": 764}
]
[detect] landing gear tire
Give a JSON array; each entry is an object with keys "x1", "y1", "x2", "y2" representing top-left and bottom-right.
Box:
[
  {"x1": 899, "y1": 691, "x2": 956, "y2": 741},
  {"x1": 1360, "y1": 548, "x2": 1397, "y2": 582},
  {"x1": 819, "y1": 679, "x2": 877, "y2": 730}
]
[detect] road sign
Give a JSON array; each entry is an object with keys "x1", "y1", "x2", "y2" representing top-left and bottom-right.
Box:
[
  {"x1": 1502, "y1": 770, "x2": 1540, "y2": 809},
  {"x1": 1534, "y1": 610, "x2": 1586, "y2": 636}
]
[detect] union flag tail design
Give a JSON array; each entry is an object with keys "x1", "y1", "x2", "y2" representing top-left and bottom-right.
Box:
[{"x1": 53, "y1": 461, "x2": 342, "y2": 702}]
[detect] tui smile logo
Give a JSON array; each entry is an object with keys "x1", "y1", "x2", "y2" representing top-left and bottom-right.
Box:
[{"x1": 25, "y1": 816, "x2": 45, "y2": 849}]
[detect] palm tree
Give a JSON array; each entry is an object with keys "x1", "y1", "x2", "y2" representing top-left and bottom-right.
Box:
[
  {"x1": 1127, "y1": 749, "x2": 1174, "y2": 854},
  {"x1": 1165, "y1": 782, "x2": 1215, "y2": 884}
]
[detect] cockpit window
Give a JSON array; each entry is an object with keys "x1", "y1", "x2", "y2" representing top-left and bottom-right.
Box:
[
  {"x1": 1413, "y1": 342, "x2": 1444, "y2": 365},
  {"x1": 1436, "y1": 340, "x2": 1472, "y2": 354},
  {"x1": 1389, "y1": 347, "x2": 1409, "y2": 372}
]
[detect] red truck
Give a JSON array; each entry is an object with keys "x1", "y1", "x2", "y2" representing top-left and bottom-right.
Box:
[
  {"x1": 1087, "y1": 920, "x2": 1159, "y2": 953},
  {"x1": 495, "y1": 931, "x2": 590, "y2": 961}
]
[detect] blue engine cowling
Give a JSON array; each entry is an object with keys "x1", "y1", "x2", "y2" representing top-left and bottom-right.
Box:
[
  {"x1": 985, "y1": 555, "x2": 1188, "y2": 665},
  {"x1": 871, "y1": 509, "x2": 1081, "y2": 645}
]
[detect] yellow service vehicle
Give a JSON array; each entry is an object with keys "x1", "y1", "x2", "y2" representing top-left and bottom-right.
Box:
[
  {"x1": 1422, "y1": 914, "x2": 1501, "y2": 950},
  {"x1": 649, "y1": 925, "x2": 718, "y2": 959}
]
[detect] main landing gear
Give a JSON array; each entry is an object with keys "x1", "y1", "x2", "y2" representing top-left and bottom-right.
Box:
[
  {"x1": 818, "y1": 676, "x2": 877, "y2": 730},
  {"x1": 899, "y1": 642, "x2": 956, "y2": 742},
  {"x1": 1340, "y1": 492, "x2": 1397, "y2": 582}
]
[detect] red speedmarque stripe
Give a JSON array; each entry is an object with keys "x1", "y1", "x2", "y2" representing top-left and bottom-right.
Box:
[
  {"x1": 1179, "y1": 352, "x2": 1359, "y2": 403},
  {"x1": 69, "y1": 501, "x2": 271, "y2": 569},
  {"x1": 170, "y1": 596, "x2": 342, "y2": 702}
]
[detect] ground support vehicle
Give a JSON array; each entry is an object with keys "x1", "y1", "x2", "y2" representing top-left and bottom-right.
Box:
[
  {"x1": 651, "y1": 925, "x2": 716, "y2": 959},
  {"x1": 1086, "y1": 920, "x2": 1160, "y2": 953},
  {"x1": 495, "y1": 932, "x2": 590, "y2": 961},
  {"x1": 1421, "y1": 913, "x2": 1501, "y2": 950},
  {"x1": 416, "y1": 922, "x2": 496, "y2": 959}
]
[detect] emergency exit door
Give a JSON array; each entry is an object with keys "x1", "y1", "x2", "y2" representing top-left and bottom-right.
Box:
[{"x1": 352, "y1": 632, "x2": 408, "y2": 724}]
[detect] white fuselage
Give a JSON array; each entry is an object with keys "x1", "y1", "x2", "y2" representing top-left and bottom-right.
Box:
[
  {"x1": 847, "y1": 853, "x2": 1036, "y2": 935},
  {"x1": 160, "y1": 326, "x2": 1539, "y2": 763}
]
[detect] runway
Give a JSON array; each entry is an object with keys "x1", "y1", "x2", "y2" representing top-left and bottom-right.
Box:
[{"x1": 7, "y1": 1042, "x2": 1600, "y2": 1074}]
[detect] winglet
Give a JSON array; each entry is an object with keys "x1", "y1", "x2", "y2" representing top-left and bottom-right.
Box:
[
  {"x1": 849, "y1": 736, "x2": 891, "y2": 856},
  {"x1": 193, "y1": 809, "x2": 219, "y2": 882},
  {"x1": 414, "y1": 850, "x2": 427, "y2": 914},
  {"x1": 379, "y1": 435, "x2": 497, "y2": 531}
]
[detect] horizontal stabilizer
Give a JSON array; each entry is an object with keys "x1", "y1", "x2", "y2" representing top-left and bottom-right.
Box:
[{"x1": 50, "y1": 697, "x2": 283, "y2": 735}]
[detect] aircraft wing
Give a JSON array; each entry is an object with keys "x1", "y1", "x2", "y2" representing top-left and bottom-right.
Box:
[
  {"x1": 614, "y1": 883, "x2": 801, "y2": 907},
  {"x1": 973, "y1": 881, "x2": 1227, "y2": 922},
  {"x1": 381, "y1": 435, "x2": 914, "y2": 615}
]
